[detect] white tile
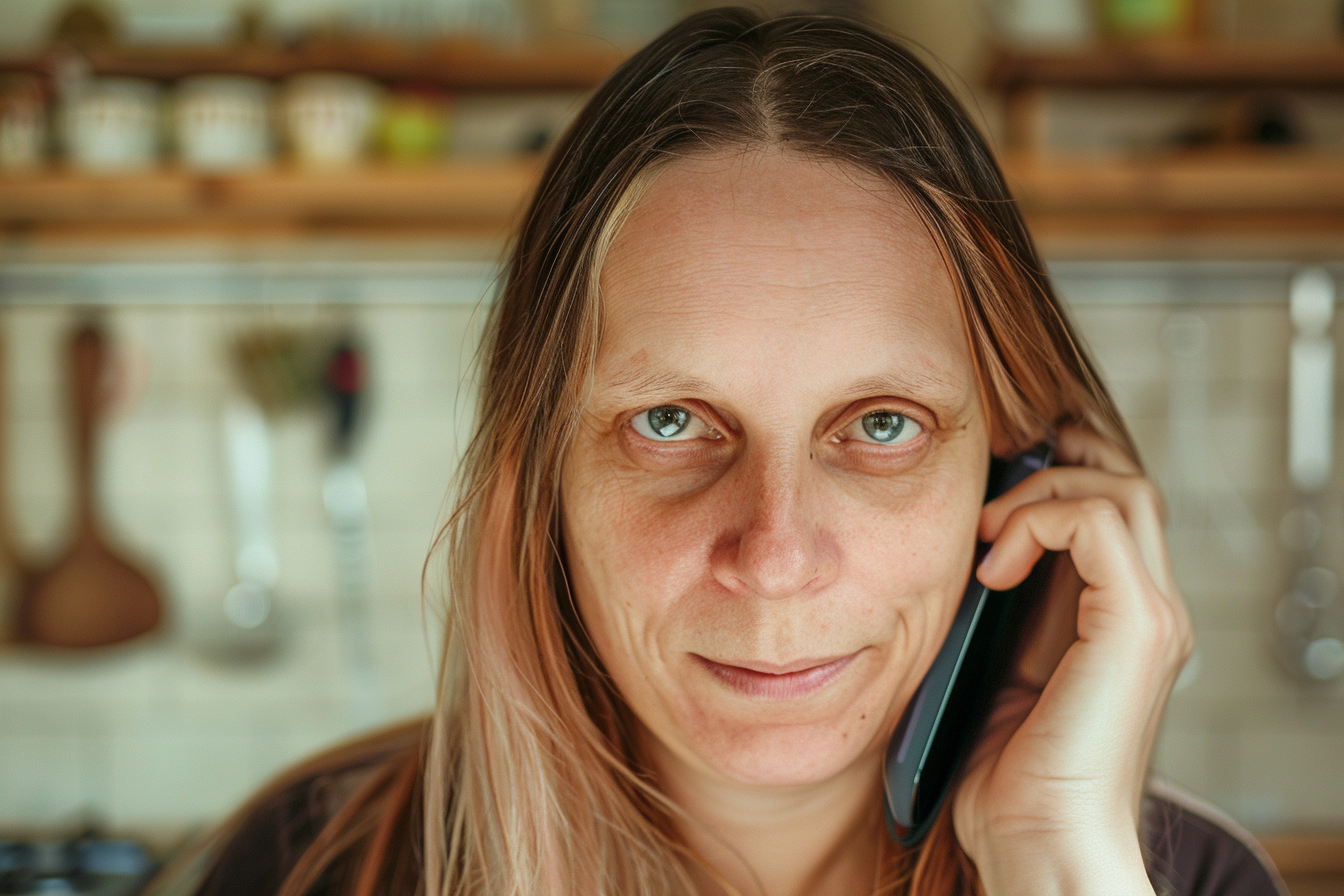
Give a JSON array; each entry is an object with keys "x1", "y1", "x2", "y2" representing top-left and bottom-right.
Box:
[
  {"x1": 1071, "y1": 305, "x2": 1172, "y2": 386},
  {"x1": 362, "y1": 305, "x2": 485, "y2": 392},
  {"x1": 365, "y1": 528, "x2": 438, "y2": 613},
  {"x1": 158, "y1": 526, "x2": 236, "y2": 627},
  {"x1": 1150, "y1": 719, "x2": 1227, "y2": 806},
  {"x1": 7, "y1": 408, "x2": 73, "y2": 553},
  {"x1": 170, "y1": 617, "x2": 343, "y2": 714},
  {"x1": 106, "y1": 727, "x2": 257, "y2": 826},
  {"x1": 0, "y1": 642, "x2": 173, "y2": 716},
  {"x1": 4, "y1": 307, "x2": 74, "y2": 394},
  {"x1": 272, "y1": 526, "x2": 340, "y2": 611},
  {"x1": 360, "y1": 416, "x2": 461, "y2": 515},
  {"x1": 0, "y1": 732, "x2": 87, "y2": 825},
  {"x1": 1168, "y1": 627, "x2": 1301, "y2": 707},
  {"x1": 1233, "y1": 716, "x2": 1344, "y2": 830}
]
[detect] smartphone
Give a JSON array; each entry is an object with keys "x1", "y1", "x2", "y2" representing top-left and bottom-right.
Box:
[{"x1": 882, "y1": 443, "x2": 1055, "y2": 847}]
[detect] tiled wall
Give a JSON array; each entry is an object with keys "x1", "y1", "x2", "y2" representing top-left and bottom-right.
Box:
[
  {"x1": 0, "y1": 262, "x2": 490, "y2": 829},
  {"x1": 1, "y1": 259, "x2": 1342, "y2": 834},
  {"x1": 1059, "y1": 262, "x2": 1344, "y2": 832}
]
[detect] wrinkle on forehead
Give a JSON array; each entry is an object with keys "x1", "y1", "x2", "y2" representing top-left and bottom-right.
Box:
[
  {"x1": 588, "y1": 147, "x2": 976, "y2": 425},
  {"x1": 604, "y1": 150, "x2": 925, "y2": 273}
]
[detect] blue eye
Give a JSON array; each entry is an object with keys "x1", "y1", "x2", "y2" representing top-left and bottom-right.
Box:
[
  {"x1": 855, "y1": 410, "x2": 920, "y2": 445},
  {"x1": 631, "y1": 405, "x2": 698, "y2": 441}
]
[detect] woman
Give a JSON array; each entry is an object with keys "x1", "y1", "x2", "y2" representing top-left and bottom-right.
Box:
[{"x1": 180, "y1": 8, "x2": 1285, "y2": 896}]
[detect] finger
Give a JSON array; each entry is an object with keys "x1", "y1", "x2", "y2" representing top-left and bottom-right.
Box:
[
  {"x1": 980, "y1": 466, "x2": 1174, "y2": 597},
  {"x1": 1055, "y1": 424, "x2": 1142, "y2": 476},
  {"x1": 977, "y1": 496, "x2": 1154, "y2": 626},
  {"x1": 978, "y1": 496, "x2": 1191, "y2": 670}
]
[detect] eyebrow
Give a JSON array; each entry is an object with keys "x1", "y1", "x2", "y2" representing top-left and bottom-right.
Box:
[
  {"x1": 605, "y1": 365, "x2": 718, "y2": 400},
  {"x1": 845, "y1": 371, "x2": 968, "y2": 402},
  {"x1": 601, "y1": 362, "x2": 969, "y2": 406}
]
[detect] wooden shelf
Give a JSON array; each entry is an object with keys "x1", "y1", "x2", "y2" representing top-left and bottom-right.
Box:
[
  {"x1": 988, "y1": 41, "x2": 1344, "y2": 92},
  {"x1": 999, "y1": 150, "x2": 1344, "y2": 256},
  {"x1": 988, "y1": 40, "x2": 1344, "y2": 153},
  {"x1": 3, "y1": 152, "x2": 1344, "y2": 255},
  {"x1": 0, "y1": 161, "x2": 543, "y2": 243},
  {"x1": 1260, "y1": 834, "x2": 1344, "y2": 874},
  {"x1": 1002, "y1": 150, "x2": 1344, "y2": 211},
  {"x1": 0, "y1": 37, "x2": 626, "y2": 91}
]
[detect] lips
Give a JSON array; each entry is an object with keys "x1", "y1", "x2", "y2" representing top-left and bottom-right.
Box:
[{"x1": 695, "y1": 652, "x2": 858, "y2": 700}]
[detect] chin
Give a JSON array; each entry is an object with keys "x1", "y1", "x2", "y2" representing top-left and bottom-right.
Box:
[
  {"x1": 694, "y1": 717, "x2": 887, "y2": 788},
  {"x1": 639, "y1": 648, "x2": 912, "y2": 789}
]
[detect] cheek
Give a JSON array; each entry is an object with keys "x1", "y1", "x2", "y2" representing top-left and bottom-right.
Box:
[
  {"x1": 836, "y1": 474, "x2": 981, "y2": 593},
  {"x1": 836, "y1": 479, "x2": 985, "y2": 681},
  {"x1": 561, "y1": 439, "x2": 987, "y2": 672},
  {"x1": 561, "y1": 464, "x2": 718, "y2": 657}
]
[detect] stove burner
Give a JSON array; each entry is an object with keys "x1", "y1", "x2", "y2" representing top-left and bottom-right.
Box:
[{"x1": 0, "y1": 837, "x2": 154, "y2": 896}]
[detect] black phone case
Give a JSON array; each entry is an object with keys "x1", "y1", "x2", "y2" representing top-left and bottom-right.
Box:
[{"x1": 882, "y1": 444, "x2": 1055, "y2": 846}]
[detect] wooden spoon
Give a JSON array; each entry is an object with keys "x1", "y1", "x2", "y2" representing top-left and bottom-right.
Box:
[
  {"x1": 18, "y1": 321, "x2": 162, "y2": 649},
  {"x1": 0, "y1": 329, "x2": 32, "y2": 644}
]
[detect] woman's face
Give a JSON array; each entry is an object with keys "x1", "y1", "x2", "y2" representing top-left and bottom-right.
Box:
[{"x1": 559, "y1": 148, "x2": 991, "y2": 790}]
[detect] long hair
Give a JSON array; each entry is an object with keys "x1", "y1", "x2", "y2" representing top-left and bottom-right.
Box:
[
  {"x1": 422, "y1": 8, "x2": 1135, "y2": 896},
  {"x1": 173, "y1": 9, "x2": 1137, "y2": 896}
]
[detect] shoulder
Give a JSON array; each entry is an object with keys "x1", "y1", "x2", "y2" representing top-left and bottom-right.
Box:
[
  {"x1": 1142, "y1": 779, "x2": 1290, "y2": 896},
  {"x1": 168, "y1": 719, "x2": 427, "y2": 896}
]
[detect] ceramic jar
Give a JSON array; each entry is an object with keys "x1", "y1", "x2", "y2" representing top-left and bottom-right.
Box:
[
  {"x1": 174, "y1": 75, "x2": 273, "y2": 172},
  {"x1": 281, "y1": 73, "x2": 381, "y2": 169},
  {"x1": 63, "y1": 77, "x2": 161, "y2": 172}
]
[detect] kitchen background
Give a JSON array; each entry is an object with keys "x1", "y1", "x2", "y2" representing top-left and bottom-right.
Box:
[{"x1": 2, "y1": 0, "x2": 1344, "y2": 892}]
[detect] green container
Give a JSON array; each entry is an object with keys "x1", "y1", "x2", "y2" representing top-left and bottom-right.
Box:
[{"x1": 1103, "y1": 0, "x2": 1188, "y2": 35}]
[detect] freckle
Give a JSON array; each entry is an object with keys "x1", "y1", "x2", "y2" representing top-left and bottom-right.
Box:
[{"x1": 860, "y1": 714, "x2": 866, "y2": 720}]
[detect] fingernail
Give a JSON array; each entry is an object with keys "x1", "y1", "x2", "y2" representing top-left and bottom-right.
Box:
[{"x1": 976, "y1": 544, "x2": 997, "y2": 580}]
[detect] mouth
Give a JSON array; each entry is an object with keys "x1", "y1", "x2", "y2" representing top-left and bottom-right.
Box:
[{"x1": 694, "y1": 652, "x2": 859, "y2": 700}]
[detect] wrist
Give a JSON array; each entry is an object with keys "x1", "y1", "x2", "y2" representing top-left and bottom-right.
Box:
[{"x1": 973, "y1": 827, "x2": 1154, "y2": 896}]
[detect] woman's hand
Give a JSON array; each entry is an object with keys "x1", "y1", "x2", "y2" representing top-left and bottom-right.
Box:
[{"x1": 951, "y1": 425, "x2": 1193, "y2": 896}]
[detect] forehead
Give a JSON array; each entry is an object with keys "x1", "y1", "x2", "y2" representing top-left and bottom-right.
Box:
[{"x1": 595, "y1": 148, "x2": 975, "y2": 405}]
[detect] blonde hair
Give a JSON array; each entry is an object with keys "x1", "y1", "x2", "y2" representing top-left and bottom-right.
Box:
[{"x1": 173, "y1": 9, "x2": 1138, "y2": 896}]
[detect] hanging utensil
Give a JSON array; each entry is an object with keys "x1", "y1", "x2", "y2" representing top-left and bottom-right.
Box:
[
  {"x1": 322, "y1": 335, "x2": 383, "y2": 727},
  {"x1": 17, "y1": 320, "x2": 162, "y2": 649},
  {"x1": 1275, "y1": 267, "x2": 1344, "y2": 683},
  {"x1": 201, "y1": 396, "x2": 285, "y2": 661},
  {"x1": 0, "y1": 328, "x2": 32, "y2": 644}
]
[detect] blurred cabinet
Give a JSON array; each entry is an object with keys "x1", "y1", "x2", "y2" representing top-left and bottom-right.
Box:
[
  {"x1": 986, "y1": 42, "x2": 1344, "y2": 256},
  {"x1": 0, "y1": 37, "x2": 625, "y2": 93}
]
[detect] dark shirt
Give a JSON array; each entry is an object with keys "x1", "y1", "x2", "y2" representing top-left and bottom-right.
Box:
[
  {"x1": 1142, "y1": 780, "x2": 1289, "y2": 896},
  {"x1": 185, "y1": 748, "x2": 1287, "y2": 896}
]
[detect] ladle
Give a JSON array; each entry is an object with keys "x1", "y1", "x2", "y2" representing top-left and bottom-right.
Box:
[{"x1": 17, "y1": 322, "x2": 162, "y2": 649}]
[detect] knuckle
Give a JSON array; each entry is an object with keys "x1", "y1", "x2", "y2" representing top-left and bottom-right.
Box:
[
  {"x1": 1141, "y1": 600, "x2": 1173, "y2": 643},
  {"x1": 1077, "y1": 495, "x2": 1124, "y2": 526},
  {"x1": 1140, "y1": 595, "x2": 1193, "y2": 665},
  {"x1": 1127, "y1": 475, "x2": 1167, "y2": 521},
  {"x1": 1172, "y1": 608, "x2": 1195, "y2": 661},
  {"x1": 1177, "y1": 628, "x2": 1195, "y2": 664}
]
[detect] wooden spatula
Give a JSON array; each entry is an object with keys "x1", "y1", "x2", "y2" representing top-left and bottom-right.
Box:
[{"x1": 18, "y1": 322, "x2": 162, "y2": 649}]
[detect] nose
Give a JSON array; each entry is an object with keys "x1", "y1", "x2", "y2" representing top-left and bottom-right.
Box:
[{"x1": 710, "y1": 453, "x2": 839, "y2": 600}]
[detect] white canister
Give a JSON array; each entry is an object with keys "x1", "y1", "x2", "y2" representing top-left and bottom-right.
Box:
[
  {"x1": 63, "y1": 77, "x2": 161, "y2": 173},
  {"x1": 174, "y1": 75, "x2": 273, "y2": 172},
  {"x1": 281, "y1": 73, "x2": 381, "y2": 169},
  {"x1": 992, "y1": 0, "x2": 1094, "y2": 43},
  {"x1": 0, "y1": 74, "x2": 47, "y2": 171}
]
